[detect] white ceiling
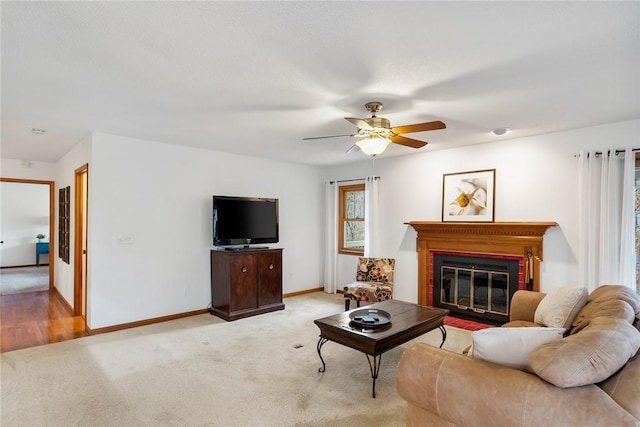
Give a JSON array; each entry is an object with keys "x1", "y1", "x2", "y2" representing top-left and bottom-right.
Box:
[{"x1": 1, "y1": 1, "x2": 638, "y2": 166}]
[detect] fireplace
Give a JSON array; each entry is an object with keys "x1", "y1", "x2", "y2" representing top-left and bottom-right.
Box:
[
  {"x1": 432, "y1": 252, "x2": 520, "y2": 325},
  {"x1": 406, "y1": 221, "x2": 557, "y2": 324}
]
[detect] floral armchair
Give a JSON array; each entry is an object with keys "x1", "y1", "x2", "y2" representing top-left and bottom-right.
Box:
[{"x1": 343, "y1": 257, "x2": 395, "y2": 311}]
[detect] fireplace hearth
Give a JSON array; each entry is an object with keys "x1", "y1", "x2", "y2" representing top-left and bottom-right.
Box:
[{"x1": 433, "y1": 252, "x2": 520, "y2": 325}]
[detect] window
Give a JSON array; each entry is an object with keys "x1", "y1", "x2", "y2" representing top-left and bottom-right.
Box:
[{"x1": 339, "y1": 184, "x2": 365, "y2": 255}]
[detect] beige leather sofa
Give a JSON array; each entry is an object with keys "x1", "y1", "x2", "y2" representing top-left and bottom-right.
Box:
[{"x1": 396, "y1": 285, "x2": 640, "y2": 427}]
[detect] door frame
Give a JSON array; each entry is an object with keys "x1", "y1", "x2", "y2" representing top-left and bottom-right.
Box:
[
  {"x1": 0, "y1": 177, "x2": 55, "y2": 291},
  {"x1": 73, "y1": 164, "x2": 88, "y2": 318}
]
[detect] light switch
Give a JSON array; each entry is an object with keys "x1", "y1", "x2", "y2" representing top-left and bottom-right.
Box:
[{"x1": 118, "y1": 235, "x2": 135, "y2": 245}]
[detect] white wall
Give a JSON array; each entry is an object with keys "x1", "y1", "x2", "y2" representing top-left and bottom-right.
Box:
[
  {"x1": 1, "y1": 159, "x2": 56, "y2": 181},
  {"x1": 81, "y1": 133, "x2": 324, "y2": 329},
  {"x1": 0, "y1": 181, "x2": 50, "y2": 267},
  {"x1": 54, "y1": 135, "x2": 92, "y2": 304},
  {"x1": 322, "y1": 119, "x2": 640, "y2": 302}
]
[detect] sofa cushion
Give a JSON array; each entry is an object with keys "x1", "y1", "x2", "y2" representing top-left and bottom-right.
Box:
[
  {"x1": 526, "y1": 317, "x2": 640, "y2": 388},
  {"x1": 469, "y1": 327, "x2": 564, "y2": 369},
  {"x1": 509, "y1": 290, "x2": 546, "y2": 323},
  {"x1": 534, "y1": 286, "x2": 588, "y2": 330},
  {"x1": 589, "y1": 285, "x2": 640, "y2": 314},
  {"x1": 571, "y1": 299, "x2": 637, "y2": 335},
  {"x1": 599, "y1": 352, "x2": 640, "y2": 420},
  {"x1": 571, "y1": 285, "x2": 640, "y2": 334},
  {"x1": 502, "y1": 320, "x2": 541, "y2": 328}
]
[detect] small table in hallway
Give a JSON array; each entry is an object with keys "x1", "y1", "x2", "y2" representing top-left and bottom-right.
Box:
[
  {"x1": 36, "y1": 242, "x2": 49, "y2": 266},
  {"x1": 314, "y1": 299, "x2": 449, "y2": 398}
]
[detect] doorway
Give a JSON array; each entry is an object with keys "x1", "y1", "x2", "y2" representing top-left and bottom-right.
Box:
[
  {"x1": 0, "y1": 178, "x2": 54, "y2": 290},
  {"x1": 0, "y1": 178, "x2": 88, "y2": 353},
  {"x1": 74, "y1": 164, "x2": 88, "y2": 320}
]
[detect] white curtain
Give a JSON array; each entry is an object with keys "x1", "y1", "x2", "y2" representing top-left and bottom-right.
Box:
[
  {"x1": 578, "y1": 148, "x2": 636, "y2": 291},
  {"x1": 323, "y1": 181, "x2": 338, "y2": 293},
  {"x1": 364, "y1": 176, "x2": 379, "y2": 257}
]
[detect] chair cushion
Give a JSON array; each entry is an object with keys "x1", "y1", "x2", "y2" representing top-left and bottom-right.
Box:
[
  {"x1": 526, "y1": 317, "x2": 640, "y2": 388},
  {"x1": 344, "y1": 281, "x2": 392, "y2": 302},
  {"x1": 469, "y1": 327, "x2": 565, "y2": 369},
  {"x1": 534, "y1": 286, "x2": 588, "y2": 329}
]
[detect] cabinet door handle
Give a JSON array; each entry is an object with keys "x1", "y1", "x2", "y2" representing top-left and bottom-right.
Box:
[
  {"x1": 269, "y1": 264, "x2": 274, "y2": 270},
  {"x1": 241, "y1": 267, "x2": 248, "y2": 273}
]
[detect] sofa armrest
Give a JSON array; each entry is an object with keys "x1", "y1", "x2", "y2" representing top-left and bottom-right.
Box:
[
  {"x1": 396, "y1": 343, "x2": 639, "y2": 427},
  {"x1": 508, "y1": 290, "x2": 546, "y2": 323}
]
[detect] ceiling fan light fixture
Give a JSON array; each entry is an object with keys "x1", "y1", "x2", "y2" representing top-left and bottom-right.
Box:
[
  {"x1": 303, "y1": 101, "x2": 446, "y2": 156},
  {"x1": 356, "y1": 136, "x2": 392, "y2": 156}
]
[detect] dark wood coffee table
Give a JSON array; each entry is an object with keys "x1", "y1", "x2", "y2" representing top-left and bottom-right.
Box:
[{"x1": 314, "y1": 299, "x2": 449, "y2": 397}]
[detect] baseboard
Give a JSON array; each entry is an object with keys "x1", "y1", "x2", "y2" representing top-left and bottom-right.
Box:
[
  {"x1": 52, "y1": 286, "x2": 74, "y2": 316},
  {"x1": 0, "y1": 264, "x2": 49, "y2": 269},
  {"x1": 283, "y1": 287, "x2": 345, "y2": 298},
  {"x1": 88, "y1": 287, "x2": 330, "y2": 335},
  {"x1": 86, "y1": 308, "x2": 209, "y2": 335},
  {"x1": 283, "y1": 287, "x2": 324, "y2": 298}
]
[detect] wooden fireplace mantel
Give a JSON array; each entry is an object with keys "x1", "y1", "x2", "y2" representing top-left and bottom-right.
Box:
[{"x1": 405, "y1": 221, "x2": 558, "y2": 306}]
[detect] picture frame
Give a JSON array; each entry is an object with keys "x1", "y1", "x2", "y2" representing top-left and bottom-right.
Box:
[{"x1": 442, "y1": 169, "x2": 495, "y2": 222}]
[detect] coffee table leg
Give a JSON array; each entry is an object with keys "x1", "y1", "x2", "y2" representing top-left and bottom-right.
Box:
[
  {"x1": 365, "y1": 354, "x2": 382, "y2": 398},
  {"x1": 317, "y1": 337, "x2": 329, "y2": 373},
  {"x1": 439, "y1": 325, "x2": 447, "y2": 348}
]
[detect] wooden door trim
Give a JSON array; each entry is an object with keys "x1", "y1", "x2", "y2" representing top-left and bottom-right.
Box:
[
  {"x1": 0, "y1": 177, "x2": 55, "y2": 291},
  {"x1": 73, "y1": 164, "x2": 88, "y2": 318}
]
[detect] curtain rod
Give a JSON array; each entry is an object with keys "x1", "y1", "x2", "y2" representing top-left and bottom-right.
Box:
[
  {"x1": 329, "y1": 176, "x2": 380, "y2": 184},
  {"x1": 574, "y1": 148, "x2": 640, "y2": 158}
]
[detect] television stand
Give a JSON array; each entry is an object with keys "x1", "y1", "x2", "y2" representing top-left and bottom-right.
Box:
[{"x1": 210, "y1": 248, "x2": 284, "y2": 321}]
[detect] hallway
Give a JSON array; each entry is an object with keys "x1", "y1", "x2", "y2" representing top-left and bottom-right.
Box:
[{"x1": 0, "y1": 290, "x2": 87, "y2": 353}]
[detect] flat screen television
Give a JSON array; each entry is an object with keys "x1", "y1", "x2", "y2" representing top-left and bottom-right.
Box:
[{"x1": 212, "y1": 195, "x2": 279, "y2": 247}]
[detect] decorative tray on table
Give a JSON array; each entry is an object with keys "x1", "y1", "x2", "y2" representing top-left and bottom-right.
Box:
[{"x1": 349, "y1": 308, "x2": 392, "y2": 329}]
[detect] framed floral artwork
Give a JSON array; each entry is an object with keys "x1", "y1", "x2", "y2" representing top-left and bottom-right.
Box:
[{"x1": 442, "y1": 169, "x2": 495, "y2": 222}]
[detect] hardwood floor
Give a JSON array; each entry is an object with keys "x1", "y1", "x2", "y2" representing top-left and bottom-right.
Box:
[{"x1": 0, "y1": 290, "x2": 87, "y2": 353}]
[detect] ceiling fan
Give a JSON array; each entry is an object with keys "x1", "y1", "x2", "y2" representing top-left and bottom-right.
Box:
[{"x1": 303, "y1": 101, "x2": 446, "y2": 156}]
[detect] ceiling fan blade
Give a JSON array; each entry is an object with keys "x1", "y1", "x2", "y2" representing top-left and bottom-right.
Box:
[
  {"x1": 345, "y1": 117, "x2": 373, "y2": 130},
  {"x1": 390, "y1": 135, "x2": 428, "y2": 149},
  {"x1": 302, "y1": 134, "x2": 355, "y2": 140},
  {"x1": 391, "y1": 120, "x2": 446, "y2": 134},
  {"x1": 346, "y1": 144, "x2": 360, "y2": 154}
]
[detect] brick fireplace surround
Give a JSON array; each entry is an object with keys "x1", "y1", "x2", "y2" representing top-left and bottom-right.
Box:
[{"x1": 406, "y1": 222, "x2": 558, "y2": 307}]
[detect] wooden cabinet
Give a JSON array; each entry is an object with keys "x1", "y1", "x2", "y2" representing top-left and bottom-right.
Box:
[{"x1": 210, "y1": 248, "x2": 284, "y2": 321}]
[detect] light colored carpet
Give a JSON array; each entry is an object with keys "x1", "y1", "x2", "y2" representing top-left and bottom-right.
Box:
[
  {"x1": 0, "y1": 292, "x2": 471, "y2": 427},
  {"x1": 0, "y1": 266, "x2": 49, "y2": 295}
]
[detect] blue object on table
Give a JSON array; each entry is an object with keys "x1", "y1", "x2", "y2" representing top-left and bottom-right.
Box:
[{"x1": 36, "y1": 242, "x2": 49, "y2": 266}]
